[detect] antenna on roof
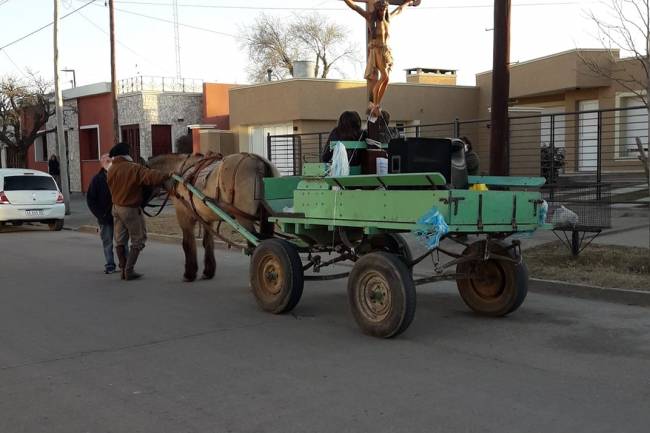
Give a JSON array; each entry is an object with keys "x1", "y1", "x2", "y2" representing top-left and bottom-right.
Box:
[{"x1": 173, "y1": 0, "x2": 181, "y2": 79}]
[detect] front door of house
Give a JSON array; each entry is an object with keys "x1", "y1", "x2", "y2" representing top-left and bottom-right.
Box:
[
  {"x1": 121, "y1": 124, "x2": 141, "y2": 161},
  {"x1": 151, "y1": 124, "x2": 172, "y2": 157},
  {"x1": 578, "y1": 100, "x2": 599, "y2": 171}
]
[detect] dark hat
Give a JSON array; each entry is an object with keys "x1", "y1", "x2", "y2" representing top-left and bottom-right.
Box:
[{"x1": 109, "y1": 142, "x2": 131, "y2": 157}]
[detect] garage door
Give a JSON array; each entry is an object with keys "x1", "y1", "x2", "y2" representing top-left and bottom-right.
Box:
[{"x1": 249, "y1": 123, "x2": 294, "y2": 175}]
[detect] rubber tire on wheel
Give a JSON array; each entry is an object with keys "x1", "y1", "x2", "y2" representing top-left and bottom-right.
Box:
[
  {"x1": 250, "y1": 239, "x2": 304, "y2": 314},
  {"x1": 362, "y1": 233, "x2": 414, "y2": 273},
  {"x1": 348, "y1": 252, "x2": 416, "y2": 338},
  {"x1": 48, "y1": 220, "x2": 64, "y2": 231},
  {"x1": 456, "y1": 241, "x2": 528, "y2": 317}
]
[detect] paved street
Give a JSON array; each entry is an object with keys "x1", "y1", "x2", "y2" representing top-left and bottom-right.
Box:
[{"x1": 1, "y1": 230, "x2": 649, "y2": 433}]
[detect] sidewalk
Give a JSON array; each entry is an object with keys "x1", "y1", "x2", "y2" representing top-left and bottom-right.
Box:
[{"x1": 63, "y1": 193, "x2": 96, "y2": 229}]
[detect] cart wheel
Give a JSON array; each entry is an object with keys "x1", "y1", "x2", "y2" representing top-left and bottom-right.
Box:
[
  {"x1": 250, "y1": 239, "x2": 304, "y2": 314},
  {"x1": 456, "y1": 241, "x2": 528, "y2": 317},
  {"x1": 348, "y1": 252, "x2": 416, "y2": 338}
]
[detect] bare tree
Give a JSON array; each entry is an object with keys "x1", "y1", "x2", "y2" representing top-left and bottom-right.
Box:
[
  {"x1": 241, "y1": 14, "x2": 300, "y2": 82},
  {"x1": 582, "y1": 0, "x2": 650, "y2": 247},
  {"x1": 240, "y1": 13, "x2": 358, "y2": 82},
  {"x1": 0, "y1": 74, "x2": 55, "y2": 168},
  {"x1": 290, "y1": 13, "x2": 358, "y2": 79}
]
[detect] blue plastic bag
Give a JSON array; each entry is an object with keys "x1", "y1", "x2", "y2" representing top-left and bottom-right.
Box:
[
  {"x1": 538, "y1": 200, "x2": 549, "y2": 226},
  {"x1": 413, "y1": 208, "x2": 449, "y2": 250}
]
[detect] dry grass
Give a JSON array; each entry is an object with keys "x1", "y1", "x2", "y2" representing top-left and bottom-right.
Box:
[{"x1": 525, "y1": 241, "x2": 650, "y2": 290}]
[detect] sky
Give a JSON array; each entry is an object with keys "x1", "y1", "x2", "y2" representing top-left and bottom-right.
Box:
[{"x1": 0, "y1": 0, "x2": 633, "y2": 89}]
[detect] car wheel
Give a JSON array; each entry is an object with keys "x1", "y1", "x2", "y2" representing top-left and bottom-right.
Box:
[{"x1": 48, "y1": 220, "x2": 64, "y2": 231}]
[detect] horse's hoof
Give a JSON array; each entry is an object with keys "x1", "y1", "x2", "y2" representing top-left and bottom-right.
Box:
[
  {"x1": 183, "y1": 276, "x2": 196, "y2": 283},
  {"x1": 201, "y1": 274, "x2": 215, "y2": 280}
]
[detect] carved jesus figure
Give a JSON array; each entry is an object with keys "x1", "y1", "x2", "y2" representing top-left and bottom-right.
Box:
[{"x1": 343, "y1": 0, "x2": 416, "y2": 116}]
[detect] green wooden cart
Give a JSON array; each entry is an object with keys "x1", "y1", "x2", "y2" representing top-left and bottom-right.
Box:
[{"x1": 173, "y1": 163, "x2": 549, "y2": 338}]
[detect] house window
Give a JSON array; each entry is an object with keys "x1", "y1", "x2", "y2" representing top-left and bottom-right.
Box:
[
  {"x1": 619, "y1": 96, "x2": 648, "y2": 158},
  {"x1": 79, "y1": 126, "x2": 100, "y2": 161},
  {"x1": 34, "y1": 133, "x2": 48, "y2": 162},
  {"x1": 540, "y1": 108, "x2": 566, "y2": 149}
]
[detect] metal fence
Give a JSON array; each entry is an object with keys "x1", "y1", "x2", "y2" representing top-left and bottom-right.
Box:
[
  {"x1": 118, "y1": 76, "x2": 203, "y2": 94},
  {"x1": 267, "y1": 106, "x2": 649, "y2": 206}
]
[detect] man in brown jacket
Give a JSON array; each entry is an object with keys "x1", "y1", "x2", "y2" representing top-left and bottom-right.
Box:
[{"x1": 107, "y1": 142, "x2": 172, "y2": 280}]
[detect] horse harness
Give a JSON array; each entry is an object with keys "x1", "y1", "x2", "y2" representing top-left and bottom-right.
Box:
[{"x1": 172, "y1": 153, "x2": 266, "y2": 242}]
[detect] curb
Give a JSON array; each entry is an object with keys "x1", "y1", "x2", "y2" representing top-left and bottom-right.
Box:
[
  {"x1": 76, "y1": 224, "x2": 237, "y2": 252},
  {"x1": 598, "y1": 223, "x2": 649, "y2": 238},
  {"x1": 529, "y1": 278, "x2": 650, "y2": 307}
]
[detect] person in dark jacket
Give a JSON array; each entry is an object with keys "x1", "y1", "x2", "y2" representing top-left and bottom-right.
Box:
[
  {"x1": 86, "y1": 154, "x2": 117, "y2": 274},
  {"x1": 48, "y1": 154, "x2": 61, "y2": 190},
  {"x1": 321, "y1": 110, "x2": 366, "y2": 164},
  {"x1": 462, "y1": 136, "x2": 480, "y2": 176}
]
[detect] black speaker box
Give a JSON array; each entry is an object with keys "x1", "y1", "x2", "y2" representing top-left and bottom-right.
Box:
[{"x1": 388, "y1": 137, "x2": 453, "y2": 180}]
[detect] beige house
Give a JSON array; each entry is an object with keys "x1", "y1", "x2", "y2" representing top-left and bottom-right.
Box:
[
  {"x1": 478, "y1": 49, "x2": 647, "y2": 177},
  {"x1": 228, "y1": 71, "x2": 478, "y2": 157},
  {"x1": 220, "y1": 48, "x2": 648, "y2": 178}
]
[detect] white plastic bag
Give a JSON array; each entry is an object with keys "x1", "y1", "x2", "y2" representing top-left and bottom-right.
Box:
[
  {"x1": 376, "y1": 157, "x2": 388, "y2": 175},
  {"x1": 330, "y1": 141, "x2": 350, "y2": 177},
  {"x1": 552, "y1": 205, "x2": 579, "y2": 227}
]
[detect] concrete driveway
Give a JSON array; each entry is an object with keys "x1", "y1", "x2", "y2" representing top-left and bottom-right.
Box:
[{"x1": 1, "y1": 229, "x2": 649, "y2": 433}]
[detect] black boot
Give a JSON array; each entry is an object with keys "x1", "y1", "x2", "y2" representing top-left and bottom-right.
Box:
[
  {"x1": 116, "y1": 245, "x2": 127, "y2": 280},
  {"x1": 124, "y1": 247, "x2": 143, "y2": 281}
]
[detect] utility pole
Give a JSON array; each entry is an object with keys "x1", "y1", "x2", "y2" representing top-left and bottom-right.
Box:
[
  {"x1": 489, "y1": 0, "x2": 511, "y2": 176},
  {"x1": 54, "y1": 0, "x2": 71, "y2": 214},
  {"x1": 109, "y1": 0, "x2": 120, "y2": 145},
  {"x1": 0, "y1": 145, "x2": 7, "y2": 168}
]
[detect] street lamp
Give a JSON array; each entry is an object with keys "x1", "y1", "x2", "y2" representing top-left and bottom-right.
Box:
[{"x1": 62, "y1": 68, "x2": 76, "y2": 88}]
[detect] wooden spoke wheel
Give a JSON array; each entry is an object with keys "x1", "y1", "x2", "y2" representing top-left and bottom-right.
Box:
[
  {"x1": 456, "y1": 241, "x2": 528, "y2": 317},
  {"x1": 348, "y1": 252, "x2": 416, "y2": 338},
  {"x1": 250, "y1": 239, "x2": 304, "y2": 314}
]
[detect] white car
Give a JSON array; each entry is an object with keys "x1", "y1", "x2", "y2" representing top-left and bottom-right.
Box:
[{"x1": 0, "y1": 169, "x2": 65, "y2": 231}]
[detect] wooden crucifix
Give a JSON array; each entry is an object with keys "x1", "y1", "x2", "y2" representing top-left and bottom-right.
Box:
[{"x1": 343, "y1": 0, "x2": 421, "y2": 118}]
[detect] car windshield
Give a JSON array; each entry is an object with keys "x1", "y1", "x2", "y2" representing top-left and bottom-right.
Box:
[{"x1": 3, "y1": 175, "x2": 57, "y2": 191}]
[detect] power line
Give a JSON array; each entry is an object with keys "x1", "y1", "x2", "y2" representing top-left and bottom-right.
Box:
[
  {"x1": 0, "y1": 0, "x2": 97, "y2": 51},
  {"x1": 106, "y1": 4, "x2": 241, "y2": 39},
  {"x1": 77, "y1": 10, "x2": 170, "y2": 73},
  {"x1": 2, "y1": 49, "x2": 28, "y2": 78},
  {"x1": 0, "y1": 0, "x2": 11, "y2": 8},
  {"x1": 109, "y1": 0, "x2": 591, "y2": 11}
]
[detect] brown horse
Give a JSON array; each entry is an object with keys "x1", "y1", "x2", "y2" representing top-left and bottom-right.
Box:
[{"x1": 148, "y1": 153, "x2": 280, "y2": 282}]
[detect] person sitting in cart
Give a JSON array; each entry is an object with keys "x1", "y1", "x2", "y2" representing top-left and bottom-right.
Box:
[
  {"x1": 321, "y1": 110, "x2": 366, "y2": 165},
  {"x1": 107, "y1": 142, "x2": 173, "y2": 281},
  {"x1": 462, "y1": 136, "x2": 480, "y2": 176}
]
